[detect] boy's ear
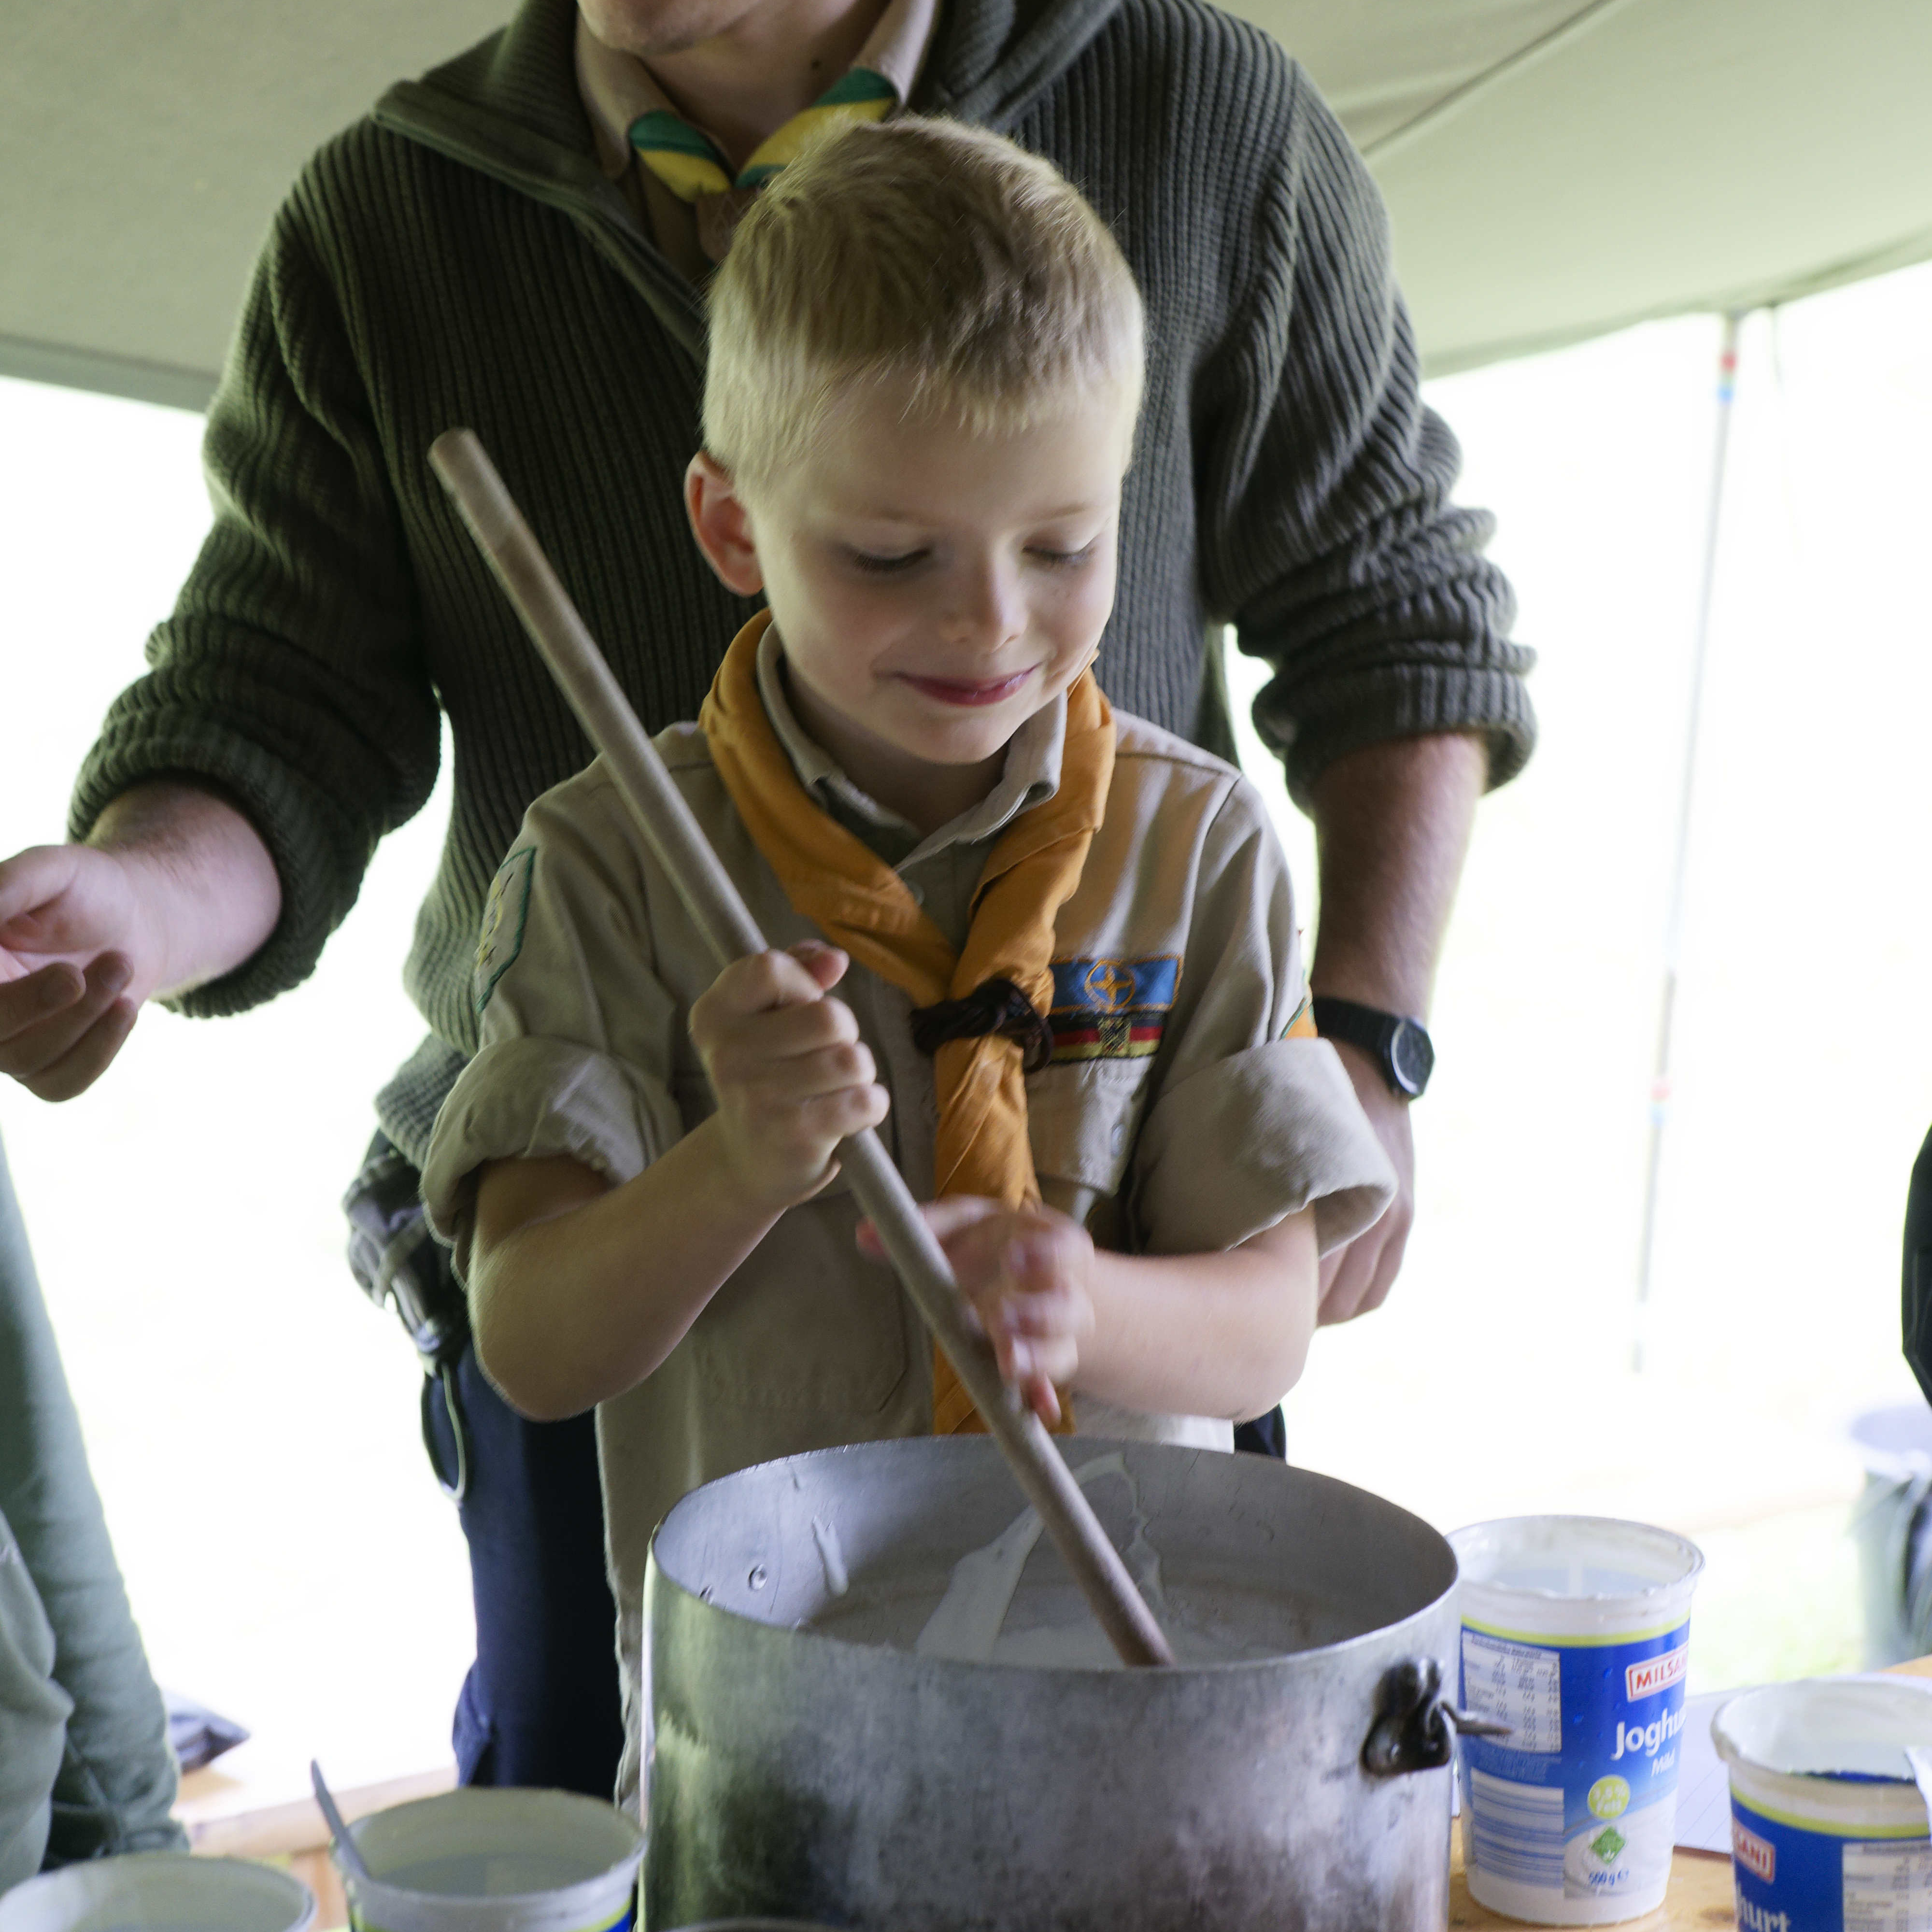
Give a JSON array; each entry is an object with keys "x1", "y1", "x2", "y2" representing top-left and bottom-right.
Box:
[{"x1": 685, "y1": 452, "x2": 765, "y2": 596}]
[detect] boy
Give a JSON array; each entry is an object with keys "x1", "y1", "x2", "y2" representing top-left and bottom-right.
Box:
[{"x1": 420, "y1": 115, "x2": 1394, "y2": 1798}]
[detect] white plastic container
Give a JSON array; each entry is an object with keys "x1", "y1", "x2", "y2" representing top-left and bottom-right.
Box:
[
  {"x1": 0, "y1": 1852, "x2": 314, "y2": 1932},
  {"x1": 1449, "y1": 1515, "x2": 1705, "y2": 1925},
  {"x1": 1713, "y1": 1676, "x2": 1932, "y2": 1931},
  {"x1": 341, "y1": 1788, "x2": 643, "y2": 1932}
]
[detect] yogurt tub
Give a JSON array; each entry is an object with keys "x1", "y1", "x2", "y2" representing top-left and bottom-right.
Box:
[
  {"x1": 0, "y1": 1853, "x2": 314, "y2": 1932},
  {"x1": 342, "y1": 1788, "x2": 644, "y2": 1932},
  {"x1": 1449, "y1": 1515, "x2": 1704, "y2": 1925},
  {"x1": 1713, "y1": 1676, "x2": 1932, "y2": 1932}
]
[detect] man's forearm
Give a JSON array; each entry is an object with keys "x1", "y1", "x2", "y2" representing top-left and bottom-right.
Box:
[
  {"x1": 1305, "y1": 733, "x2": 1488, "y2": 1018},
  {"x1": 86, "y1": 782, "x2": 281, "y2": 1000}
]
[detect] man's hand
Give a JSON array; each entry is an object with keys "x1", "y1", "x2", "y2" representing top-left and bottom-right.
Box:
[
  {"x1": 858, "y1": 1197, "x2": 1096, "y2": 1424},
  {"x1": 689, "y1": 940, "x2": 889, "y2": 1212},
  {"x1": 0, "y1": 846, "x2": 154, "y2": 1101},
  {"x1": 0, "y1": 783, "x2": 281, "y2": 1101},
  {"x1": 1317, "y1": 1041, "x2": 1413, "y2": 1323}
]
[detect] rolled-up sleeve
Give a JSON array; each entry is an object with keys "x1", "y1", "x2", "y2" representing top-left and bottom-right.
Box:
[
  {"x1": 1127, "y1": 771, "x2": 1394, "y2": 1255},
  {"x1": 1135, "y1": 1039, "x2": 1392, "y2": 1255},
  {"x1": 419, "y1": 766, "x2": 690, "y2": 1266}
]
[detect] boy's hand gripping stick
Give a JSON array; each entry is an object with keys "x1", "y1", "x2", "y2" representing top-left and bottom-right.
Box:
[{"x1": 429, "y1": 428, "x2": 1173, "y2": 1670}]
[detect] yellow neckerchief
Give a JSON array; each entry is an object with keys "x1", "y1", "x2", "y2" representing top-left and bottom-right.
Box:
[
  {"x1": 576, "y1": 0, "x2": 937, "y2": 264},
  {"x1": 700, "y1": 611, "x2": 1116, "y2": 1433},
  {"x1": 629, "y1": 68, "x2": 897, "y2": 202}
]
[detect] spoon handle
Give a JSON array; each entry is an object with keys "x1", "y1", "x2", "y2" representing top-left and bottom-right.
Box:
[{"x1": 310, "y1": 1759, "x2": 375, "y2": 1883}]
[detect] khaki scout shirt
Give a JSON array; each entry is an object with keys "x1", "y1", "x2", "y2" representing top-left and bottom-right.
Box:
[{"x1": 422, "y1": 634, "x2": 1394, "y2": 1793}]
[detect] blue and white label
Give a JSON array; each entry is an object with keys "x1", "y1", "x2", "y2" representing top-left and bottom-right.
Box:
[
  {"x1": 1730, "y1": 1794, "x2": 1932, "y2": 1932},
  {"x1": 1458, "y1": 1619, "x2": 1690, "y2": 1909}
]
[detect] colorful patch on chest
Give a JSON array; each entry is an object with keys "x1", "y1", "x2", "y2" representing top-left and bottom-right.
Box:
[{"x1": 1047, "y1": 956, "x2": 1179, "y2": 1062}]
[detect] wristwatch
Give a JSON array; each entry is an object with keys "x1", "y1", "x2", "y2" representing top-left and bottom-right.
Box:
[{"x1": 1310, "y1": 996, "x2": 1435, "y2": 1100}]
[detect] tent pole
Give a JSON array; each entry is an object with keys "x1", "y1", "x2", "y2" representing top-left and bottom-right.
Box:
[{"x1": 1633, "y1": 310, "x2": 1744, "y2": 1373}]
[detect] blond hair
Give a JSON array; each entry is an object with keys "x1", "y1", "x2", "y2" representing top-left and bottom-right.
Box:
[{"x1": 703, "y1": 116, "x2": 1145, "y2": 483}]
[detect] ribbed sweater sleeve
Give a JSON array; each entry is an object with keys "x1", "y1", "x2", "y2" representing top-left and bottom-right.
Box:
[
  {"x1": 1190, "y1": 44, "x2": 1533, "y2": 804},
  {"x1": 68, "y1": 169, "x2": 442, "y2": 1018}
]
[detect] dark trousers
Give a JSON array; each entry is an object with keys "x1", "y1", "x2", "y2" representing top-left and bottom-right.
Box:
[
  {"x1": 425, "y1": 1347, "x2": 625, "y2": 1796},
  {"x1": 1234, "y1": 1406, "x2": 1287, "y2": 1458}
]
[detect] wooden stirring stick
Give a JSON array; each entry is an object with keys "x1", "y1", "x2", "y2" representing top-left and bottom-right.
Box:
[{"x1": 429, "y1": 428, "x2": 1173, "y2": 1670}]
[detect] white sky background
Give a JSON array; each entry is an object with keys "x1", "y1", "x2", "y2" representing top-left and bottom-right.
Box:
[
  {"x1": 0, "y1": 259, "x2": 1929, "y2": 1788},
  {"x1": 0, "y1": 378, "x2": 471, "y2": 1795}
]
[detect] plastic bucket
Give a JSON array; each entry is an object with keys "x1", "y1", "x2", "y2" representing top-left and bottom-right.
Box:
[
  {"x1": 341, "y1": 1789, "x2": 644, "y2": 1932},
  {"x1": 1713, "y1": 1676, "x2": 1932, "y2": 1930},
  {"x1": 1449, "y1": 1515, "x2": 1705, "y2": 1925},
  {"x1": 0, "y1": 1853, "x2": 315, "y2": 1931}
]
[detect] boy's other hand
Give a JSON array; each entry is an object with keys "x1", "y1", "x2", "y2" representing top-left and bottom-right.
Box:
[
  {"x1": 690, "y1": 941, "x2": 889, "y2": 1213},
  {"x1": 860, "y1": 1198, "x2": 1095, "y2": 1424}
]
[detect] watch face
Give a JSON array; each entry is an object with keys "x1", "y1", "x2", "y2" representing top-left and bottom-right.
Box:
[{"x1": 1391, "y1": 1021, "x2": 1435, "y2": 1097}]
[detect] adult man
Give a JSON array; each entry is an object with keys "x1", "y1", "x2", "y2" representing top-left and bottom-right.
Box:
[{"x1": 0, "y1": 0, "x2": 1531, "y2": 1795}]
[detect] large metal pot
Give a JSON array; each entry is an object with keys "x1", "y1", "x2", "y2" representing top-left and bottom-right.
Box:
[{"x1": 644, "y1": 1438, "x2": 1459, "y2": 1930}]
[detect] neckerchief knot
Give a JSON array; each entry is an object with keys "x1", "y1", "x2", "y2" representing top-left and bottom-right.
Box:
[
  {"x1": 699, "y1": 611, "x2": 1116, "y2": 1434},
  {"x1": 909, "y1": 976, "x2": 1054, "y2": 1074}
]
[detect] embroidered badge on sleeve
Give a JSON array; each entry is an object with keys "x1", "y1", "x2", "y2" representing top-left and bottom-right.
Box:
[
  {"x1": 474, "y1": 847, "x2": 536, "y2": 1015},
  {"x1": 1047, "y1": 956, "x2": 1179, "y2": 1062}
]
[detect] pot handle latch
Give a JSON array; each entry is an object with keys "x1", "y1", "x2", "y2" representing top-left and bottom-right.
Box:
[{"x1": 1361, "y1": 1658, "x2": 1513, "y2": 1777}]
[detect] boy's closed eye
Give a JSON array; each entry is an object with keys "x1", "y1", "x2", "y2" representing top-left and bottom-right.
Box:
[
  {"x1": 841, "y1": 539, "x2": 1100, "y2": 575},
  {"x1": 845, "y1": 546, "x2": 931, "y2": 574}
]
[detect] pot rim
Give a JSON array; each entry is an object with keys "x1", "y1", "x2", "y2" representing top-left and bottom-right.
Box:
[{"x1": 645, "y1": 1436, "x2": 1459, "y2": 1679}]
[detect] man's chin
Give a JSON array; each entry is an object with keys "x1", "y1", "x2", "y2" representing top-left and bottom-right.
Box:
[{"x1": 579, "y1": 0, "x2": 744, "y2": 59}]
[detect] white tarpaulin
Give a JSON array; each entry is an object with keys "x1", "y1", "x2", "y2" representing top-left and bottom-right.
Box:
[{"x1": 2, "y1": 0, "x2": 1928, "y2": 405}]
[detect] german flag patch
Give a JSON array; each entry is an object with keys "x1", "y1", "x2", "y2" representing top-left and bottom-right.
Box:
[{"x1": 1048, "y1": 957, "x2": 1179, "y2": 1063}]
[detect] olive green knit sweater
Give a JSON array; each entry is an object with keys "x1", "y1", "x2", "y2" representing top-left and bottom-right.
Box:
[{"x1": 71, "y1": 0, "x2": 1532, "y2": 1165}]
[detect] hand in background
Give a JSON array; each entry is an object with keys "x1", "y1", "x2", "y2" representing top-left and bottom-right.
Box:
[
  {"x1": 1316, "y1": 1039, "x2": 1414, "y2": 1324},
  {"x1": 862, "y1": 1197, "x2": 1095, "y2": 1423},
  {"x1": 0, "y1": 784, "x2": 281, "y2": 1103},
  {"x1": 0, "y1": 845, "x2": 152, "y2": 1101}
]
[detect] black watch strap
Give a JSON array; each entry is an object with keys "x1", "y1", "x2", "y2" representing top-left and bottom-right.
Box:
[{"x1": 1310, "y1": 996, "x2": 1435, "y2": 1100}]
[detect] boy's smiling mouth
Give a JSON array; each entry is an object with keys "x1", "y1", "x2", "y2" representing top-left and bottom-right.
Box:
[{"x1": 896, "y1": 669, "x2": 1035, "y2": 707}]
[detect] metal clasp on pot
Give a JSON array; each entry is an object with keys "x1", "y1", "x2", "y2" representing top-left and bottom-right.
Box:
[{"x1": 1361, "y1": 1658, "x2": 1512, "y2": 1777}]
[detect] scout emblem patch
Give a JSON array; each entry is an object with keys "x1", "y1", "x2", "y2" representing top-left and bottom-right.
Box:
[
  {"x1": 1047, "y1": 956, "x2": 1179, "y2": 1062},
  {"x1": 474, "y1": 848, "x2": 535, "y2": 1015}
]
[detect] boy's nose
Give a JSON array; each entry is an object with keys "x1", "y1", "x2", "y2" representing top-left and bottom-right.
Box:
[{"x1": 943, "y1": 557, "x2": 1025, "y2": 654}]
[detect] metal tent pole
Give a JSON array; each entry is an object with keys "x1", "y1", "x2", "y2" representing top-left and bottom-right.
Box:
[{"x1": 1633, "y1": 310, "x2": 1744, "y2": 1373}]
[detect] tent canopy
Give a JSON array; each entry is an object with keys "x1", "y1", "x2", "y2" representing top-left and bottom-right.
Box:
[{"x1": 3, "y1": 0, "x2": 1928, "y2": 408}]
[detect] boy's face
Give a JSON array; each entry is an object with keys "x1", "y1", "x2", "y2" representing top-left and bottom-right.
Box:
[{"x1": 688, "y1": 377, "x2": 1133, "y2": 811}]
